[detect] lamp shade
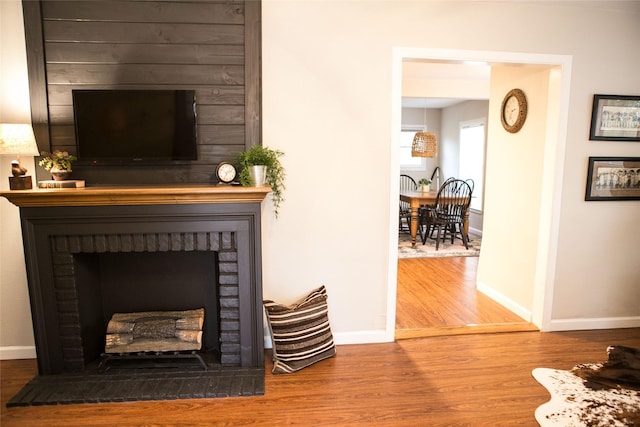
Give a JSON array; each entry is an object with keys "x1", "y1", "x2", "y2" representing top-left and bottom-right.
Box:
[
  {"x1": 411, "y1": 132, "x2": 437, "y2": 158},
  {"x1": 0, "y1": 123, "x2": 39, "y2": 156}
]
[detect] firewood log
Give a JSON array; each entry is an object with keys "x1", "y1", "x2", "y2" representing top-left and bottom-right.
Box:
[{"x1": 105, "y1": 308, "x2": 204, "y2": 353}]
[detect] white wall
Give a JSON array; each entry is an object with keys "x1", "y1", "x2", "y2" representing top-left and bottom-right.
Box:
[
  {"x1": 440, "y1": 101, "x2": 488, "y2": 180},
  {"x1": 2, "y1": 1, "x2": 639, "y2": 358},
  {"x1": 0, "y1": 0, "x2": 36, "y2": 359},
  {"x1": 477, "y1": 65, "x2": 554, "y2": 319},
  {"x1": 260, "y1": 0, "x2": 639, "y2": 338},
  {"x1": 441, "y1": 100, "x2": 489, "y2": 233}
]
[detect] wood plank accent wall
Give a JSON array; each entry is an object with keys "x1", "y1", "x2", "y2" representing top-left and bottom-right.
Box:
[{"x1": 22, "y1": 0, "x2": 261, "y2": 185}]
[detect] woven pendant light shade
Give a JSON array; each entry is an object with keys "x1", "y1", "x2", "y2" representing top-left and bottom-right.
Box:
[{"x1": 411, "y1": 132, "x2": 437, "y2": 158}]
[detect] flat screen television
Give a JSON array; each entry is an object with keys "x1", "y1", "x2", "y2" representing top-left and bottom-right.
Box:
[{"x1": 72, "y1": 89, "x2": 197, "y2": 164}]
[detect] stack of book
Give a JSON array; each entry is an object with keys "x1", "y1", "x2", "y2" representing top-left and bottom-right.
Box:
[{"x1": 38, "y1": 180, "x2": 85, "y2": 188}]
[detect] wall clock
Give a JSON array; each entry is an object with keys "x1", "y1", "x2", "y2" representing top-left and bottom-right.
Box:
[
  {"x1": 215, "y1": 162, "x2": 237, "y2": 184},
  {"x1": 500, "y1": 88, "x2": 528, "y2": 133}
]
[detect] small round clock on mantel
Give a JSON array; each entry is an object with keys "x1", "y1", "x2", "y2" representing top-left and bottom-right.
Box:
[
  {"x1": 215, "y1": 161, "x2": 237, "y2": 184},
  {"x1": 500, "y1": 88, "x2": 528, "y2": 133}
]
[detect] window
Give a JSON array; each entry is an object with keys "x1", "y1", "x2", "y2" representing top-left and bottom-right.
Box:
[
  {"x1": 459, "y1": 119, "x2": 485, "y2": 212},
  {"x1": 400, "y1": 127, "x2": 426, "y2": 170}
]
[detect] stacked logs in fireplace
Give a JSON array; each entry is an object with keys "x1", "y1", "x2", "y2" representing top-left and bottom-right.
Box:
[
  {"x1": 105, "y1": 308, "x2": 204, "y2": 353},
  {"x1": 100, "y1": 308, "x2": 207, "y2": 371}
]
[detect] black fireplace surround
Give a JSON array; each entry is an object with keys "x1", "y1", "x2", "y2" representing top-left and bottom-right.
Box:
[{"x1": 18, "y1": 201, "x2": 265, "y2": 375}]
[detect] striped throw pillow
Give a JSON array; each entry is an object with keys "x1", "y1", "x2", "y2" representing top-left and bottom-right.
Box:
[{"x1": 263, "y1": 286, "x2": 336, "y2": 374}]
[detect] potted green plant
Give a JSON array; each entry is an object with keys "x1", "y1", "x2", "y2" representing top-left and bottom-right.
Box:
[
  {"x1": 38, "y1": 150, "x2": 77, "y2": 181},
  {"x1": 417, "y1": 178, "x2": 432, "y2": 192},
  {"x1": 236, "y1": 145, "x2": 286, "y2": 217}
]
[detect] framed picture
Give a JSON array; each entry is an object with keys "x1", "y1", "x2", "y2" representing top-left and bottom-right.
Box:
[
  {"x1": 585, "y1": 157, "x2": 640, "y2": 201},
  {"x1": 589, "y1": 94, "x2": 640, "y2": 141}
]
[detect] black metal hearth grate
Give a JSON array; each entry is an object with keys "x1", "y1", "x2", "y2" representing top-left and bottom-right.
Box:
[{"x1": 7, "y1": 366, "x2": 264, "y2": 407}]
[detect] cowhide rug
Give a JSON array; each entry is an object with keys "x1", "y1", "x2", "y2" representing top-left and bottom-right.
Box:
[{"x1": 532, "y1": 346, "x2": 640, "y2": 427}]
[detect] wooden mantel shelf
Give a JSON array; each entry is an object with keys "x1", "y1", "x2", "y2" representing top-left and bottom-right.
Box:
[{"x1": 0, "y1": 184, "x2": 271, "y2": 208}]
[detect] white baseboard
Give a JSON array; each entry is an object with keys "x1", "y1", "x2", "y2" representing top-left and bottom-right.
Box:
[
  {"x1": 469, "y1": 226, "x2": 483, "y2": 237},
  {"x1": 333, "y1": 329, "x2": 393, "y2": 345},
  {"x1": 0, "y1": 346, "x2": 36, "y2": 360},
  {"x1": 264, "y1": 329, "x2": 392, "y2": 349},
  {"x1": 477, "y1": 281, "x2": 532, "y2": 322},
  {"x1": 546, "y1": 316, "x2": 640, "y2": 332}
]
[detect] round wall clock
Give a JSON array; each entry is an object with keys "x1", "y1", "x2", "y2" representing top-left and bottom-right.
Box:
[
  {"x1": 215, "y1": 162, "x2": 237, "y2": 184},
  {"x1": 500, "y1": 88, "x2": 528, "y2": 133}
]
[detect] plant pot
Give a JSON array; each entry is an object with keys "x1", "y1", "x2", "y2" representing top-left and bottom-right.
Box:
[
  {"x1": 248, "y1": 165, "x2": 267, "y2": 187},
  {"x1": 420, "y1": 184, "x2": 430, "y2": 192},
  {"x1": 51, "y1": 168, "x2": 71, "y2": 181}
]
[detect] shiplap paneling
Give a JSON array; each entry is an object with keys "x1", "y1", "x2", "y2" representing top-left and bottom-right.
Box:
[
  {"x1": 45, "y1": 64, "x2": 244, "y2": 86},
  {"x1": 41, "y1": 1, "x2": 245, "y2": 24},
  {"x1": 23, "y1": 0, "x2": 260, "y2": 185},
  {"x1": 43, "y1": 22, "x2": 244, "y2": 44},
  {"x1": 45, "y1": 43, "x2": 245, "y2": 65},
  {"x1": 47, "y1": 85, "x2": 245, "y2": 105}
]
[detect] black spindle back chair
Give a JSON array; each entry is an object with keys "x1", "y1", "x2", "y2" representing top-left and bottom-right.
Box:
[
  {"x1": 419, "y1": 179, "x2": 472, "y2": 250},
  {"x1": 399, "y1": 174, "x2": 417, "y2": 232}
]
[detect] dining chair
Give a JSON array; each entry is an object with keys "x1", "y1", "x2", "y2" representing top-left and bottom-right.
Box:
[
  {"x1": 465, "y1": 178, "x2": 475, "y2": 193},
  {"x1": 419, "y1": 179, "x2": 472, "y2": 250},
  {"x1": 399, "y1": 174, "x2": 417, "y2": 232},
  {"x1": 462, "y1": 178, "x2": 475, "y2": 241},
  {"x1": 419, "y1": 176, "x2": 456, "y2": 239}
]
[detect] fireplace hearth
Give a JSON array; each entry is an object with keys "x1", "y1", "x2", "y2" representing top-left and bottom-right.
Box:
[
  {"x1": 1, "y1": 186, "x2": 269, "y2": 404},
  {"x1": 7, "y1": 366, "x2": 265, "y2": 406}
]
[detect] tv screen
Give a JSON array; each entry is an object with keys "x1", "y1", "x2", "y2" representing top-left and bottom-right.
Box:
[{"x1": 72, "y1": 90, "x2": 197, "y2": 163}]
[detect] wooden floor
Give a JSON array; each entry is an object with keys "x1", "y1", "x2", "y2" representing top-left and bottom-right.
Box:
[
  {"x1": 2, "y1": 256, "x2": 631, "y2": 425},
  {"x1": 396, "y1": 257, "x2": 538, "y2": 339},
  {"x1": 3, "y1": 328, "x2": 640, "y2": 426}
]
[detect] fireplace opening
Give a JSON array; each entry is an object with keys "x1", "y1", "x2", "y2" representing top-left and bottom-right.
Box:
[{"x1": 73, "y1": 251, "x2": 220, "y2": 368}]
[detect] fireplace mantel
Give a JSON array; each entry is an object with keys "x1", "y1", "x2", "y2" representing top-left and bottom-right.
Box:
[
  {"x1": 3, "y1": 184, "x2": 268, "y2": 375},
  {"x1": 1, "y1": 184, "x2": 270, "y2": 207}
]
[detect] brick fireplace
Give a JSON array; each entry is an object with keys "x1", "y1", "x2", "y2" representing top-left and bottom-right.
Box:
[{"x1": 2, "y1": 186, "x2": 268, "y2": 377}]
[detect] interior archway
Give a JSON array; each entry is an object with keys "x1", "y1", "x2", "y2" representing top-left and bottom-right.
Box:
[{"x1": 386, "y1": 48, "x2": 573, "y2": 340}]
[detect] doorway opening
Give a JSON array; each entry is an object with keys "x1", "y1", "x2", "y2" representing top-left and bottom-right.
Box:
[{"x1": 388, "y1": 48, "x2": 572, "y2": 340}]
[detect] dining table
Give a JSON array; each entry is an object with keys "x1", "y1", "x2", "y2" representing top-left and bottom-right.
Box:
[{"x1": 399, "y1": 190, "x2": 470, "y2": 247}]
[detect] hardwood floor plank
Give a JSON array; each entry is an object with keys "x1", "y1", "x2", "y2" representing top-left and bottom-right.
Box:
[
  {"x1": 3, "y1": 329, "x2": 640, "y2": 426},
  {"x1": 396, "y1": 257, "x2": 531, "y2": 332},
  {"x1": 395, "y1": 322, "x2": 540, "y2": 340},
  {"x1": 1, "y1": 256, "x2": 625, "y2": 425}
]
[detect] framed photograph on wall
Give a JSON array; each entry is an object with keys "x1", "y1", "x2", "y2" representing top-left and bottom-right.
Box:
[
  {"x1": 589, "y1": 94, "x2": 640, "y2": 141},
  {"x1": 585, "y1": 157, "x2": 640, "y2": 201}
]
